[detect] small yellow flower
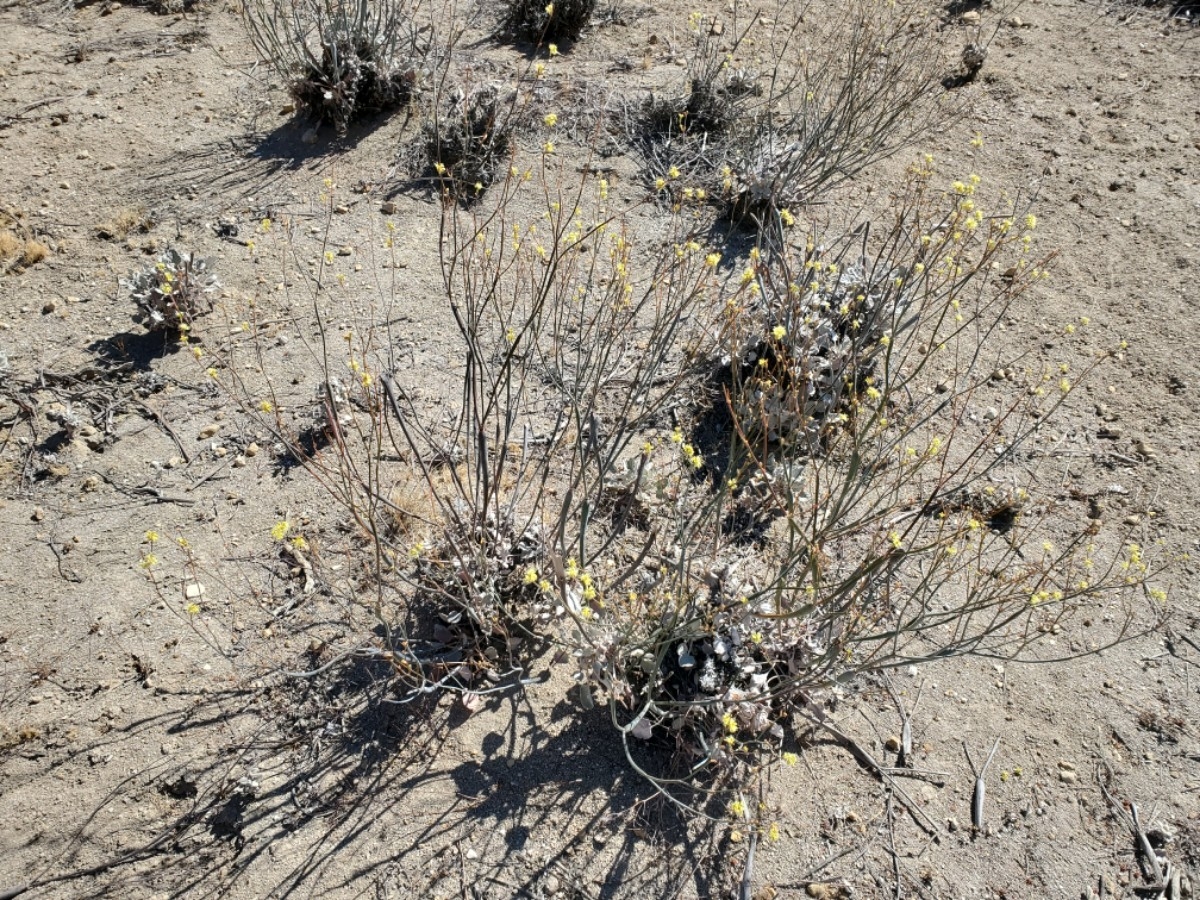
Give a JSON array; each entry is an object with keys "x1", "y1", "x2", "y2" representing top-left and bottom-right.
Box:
[
  {"x1": 668, "y1": 165, "x2": 680, "y2": 179},
  {"x1": 729, "y1": 799, "x2": 745, "y2": 817},
  {"x1": 548, "y1": 43, "x2": 559, "y2": 56},
  {"x1": 271, "y1": 520, "x2": 290, "y2": 541},
  {"x1": 259, "y1": 400, "x2": 274, "y2": 413},
  {"x1": 779, "y1": 208, "x2": 795, "y2": 227},
  {"x1": 408, "y1": 541, "x2": 425, "y2": 559},
  {"x1": 705, "y1": 252, "x2": 720, "y2": 268},
  {"x1": 722, "y1": 712, "x2": 738, "y2": 734},
  {"x1": 290, "y1": 535, "x2": 310, "y2": 551},
  {"x1": 1025, "y1": 213, "x2": 1037, "y2": 230},
  {"x1": 782, "y1": 752, "x2": 799, "y2": 766},
  {"x1": 768, "y1": 822, "x2": 780, "y2": 842},
  {"x1": 543, "y1": 112, "x2": 558, "y2": 127},
  {"x1": 543, "y1": 141, "x2": 555, "y2": 154},
  {"x1": 139, "y1": 553, "x2": 158, "y2": 569},
  {"x1": 771, "y1": 325, "x2": 787, "y2": 341},
  {"x1": 654, "y1": 177, "x2": 666, "y2": 191},
  {"x1": 434, "y1": 161, "x2": 447, "y2": 176},
  {"x1": 544, "y1": 1, "x2": 553, "y2": 13},
  {"x1": 534, "y1": 61, "x2": 546, "y2": 78},
  {"x1": 144, "y1": 530, "x2": 160, "y2": 543},
  {"x1": 185, "y1": 603, "x2": 201, "y2": 615},
  {"x1": 523, "y1": 566, "x2": 539, "y2": 585}
]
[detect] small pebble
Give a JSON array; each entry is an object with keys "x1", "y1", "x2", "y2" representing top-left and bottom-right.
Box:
[
  {"x1": 198, "y1": 424, "x2": 221, "y2": 438},
  {"x1": 245, "y1": 442, "x2": 260, "y2": 457}
]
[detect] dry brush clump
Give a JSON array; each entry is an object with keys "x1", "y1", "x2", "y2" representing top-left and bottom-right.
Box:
[
  {"x1": 419, "y1": 82, "x2": 517, "y2": 203},
  {"x1": 630, "y1": 1, "x2": 955, "y2": 226},
  {"x1": 211, "y1": 154, "x2": 1165, "y2": 822},
  {"x1": 503, "y1": 0, "x2": 597, "y2": 42},
  {"x1": 0, "y1": 208, "x2": 50, "y2": 275},
  {"x1": 243, "y1": 0, "x2": 444, "y2": 134}
]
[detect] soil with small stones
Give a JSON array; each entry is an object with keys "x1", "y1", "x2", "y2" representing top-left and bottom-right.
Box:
[{"x1": 0, "y1": 1, "x2": 1197, "y2": 898}]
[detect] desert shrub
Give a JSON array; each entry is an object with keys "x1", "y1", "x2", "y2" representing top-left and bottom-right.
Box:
[
  {"x1": 420, "y1": 83, "x2": 516, "y2": 202},
  {"x1": 243, "y1": 0, "x2": 437, "y2": 133},
  {"x1": 504, "y1": 0, "x2": 596, "y2": 42},
  {"x1": 631, "y1": 2, "x2": 954, "y2": 225},
  {"x1": 1103, "y1": 0, "x2": 1198, "y2": 26},
  {"x1": 123, "y1": 247, "x2": 218, "y2": 335},
  {"x1": 215, "y1": 158, "x2": 1163, "y2": 819}
]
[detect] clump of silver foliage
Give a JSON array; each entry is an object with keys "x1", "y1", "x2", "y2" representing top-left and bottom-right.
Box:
[
  {"x1": 727, "y1": 254, "x2": 916, "y2": 446},
  {"x1": 123, "y1": 248, "x2": 218, "y2": 334},
  {"x1": 566, "y1": 558, "x2": 848, "y2": 762}
]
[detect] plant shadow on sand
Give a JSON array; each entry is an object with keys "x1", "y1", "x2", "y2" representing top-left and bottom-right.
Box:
[
  {"x1": 13, "y1": 655, "x2": 731, "y2": 899},
  {"x1": 132, "y1": 109, "x2": 416, "y2": 216}
]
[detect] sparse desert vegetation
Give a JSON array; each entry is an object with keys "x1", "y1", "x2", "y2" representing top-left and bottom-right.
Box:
[{"x1": 0, "y1": 0, "x2": 1196, "y2": 897}]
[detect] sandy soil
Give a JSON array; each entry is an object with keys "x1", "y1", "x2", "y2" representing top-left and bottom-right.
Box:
[{"x1": 0, "y1": 0, "x2": 1197, "y2": 897}]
